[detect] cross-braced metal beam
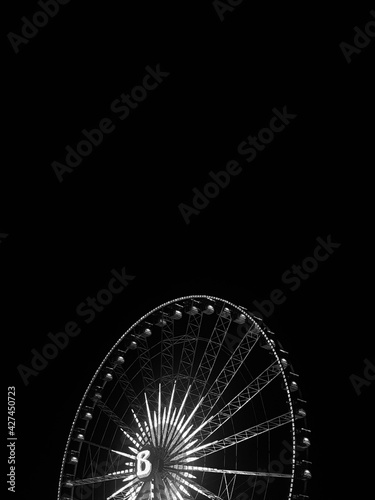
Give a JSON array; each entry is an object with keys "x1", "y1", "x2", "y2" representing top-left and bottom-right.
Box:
[
  {"x1": 198, "y1": 361, "x2": 282, "y2": 443},
  {"x1": 170, "y1": 465, "x2": 293, "y2": 479},
  {"x1": 135, "y1": 336, "x2": 158, "y2": 408},
  {"x1": 160, "y1": 312, "x2": 175, "y2": 392},
  {"x1": 69, "y1": 469, "x2": 135, "y2": 486},
  {"x1": 191, "y1": 304, "x2": 233, "y2": 400},
  {"x1": 193, "y1": 321, "x2": 260, "y2": 425},
  {"x1": 95, "y1": 400, "x2": 138, "y2": 441},
  {"x1": 113, "y1": 366, "x2": 146, "y2": 418},
  {"x1": 171, "y1": 412, "x2": 298, "y2": 461}
]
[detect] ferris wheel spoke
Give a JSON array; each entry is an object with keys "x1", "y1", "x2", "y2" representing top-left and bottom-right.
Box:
[
  {"x1": 198, "y1": 360, "x2": 282, "y2": 443},
  {"x1": 171, "y1": 411, "x2": 297, "y2": 461},
  {"x1": 174, "y1": 309, "x2": 205, "y2": 413},
  {"x1": 189, "y1": 304, "x2": 233, "y2": 417},
  {"x1": 133, "y1": 481, "x2": 153, "y2": 500},
  {"x1": 111, "y1": 449, "x2": 137, "y2": 460},
  {"x1": 175, "y1": 307, "x2": 203, "y2": 384},
  {"x1": 78, "y1": 444, "x2": 126, "y2": 481},
  {"x1": 218, "y1": 472, "x2": 236, "y2": 500},
  {"x1": 162, "y1": 477, "x2": 174, "y2": 500},
  {"x1": 167, "y1": 470, "x2": 224, "y2": 500},
  {"x1": 170, "y1": 465, "x2": 293, "y2": 479},
  {"x1": 195, "y1": 321, "x2": 261, "y2": 423},
  {"x1": 164, "y1": 473, "x2": 191, "y2": 500},
  {"x1": 165, "y1": 389, "x2": 208, "y2": 454},
  {"x1": 131, "y1": 409, "x2": 150, "y2": 447},
  {"x1": 177, "y1": 304, "x2": 203, "y2": 378},
  {"x1": 81, "y1": 439, "x2": 119, "y2": 454},
  {"x1": 125, "y1": 485, "x2": 143, "y2": 500},
  {"x1": 136, "y1": 336, "x2": 159, "y2": 408},
  {"x1": 107, "y1": 478, "x2": 142, "y2": 500},
  {"x1": 163, "y1": 386, "x2": 192, "y2": 450},
  {"x1": 159, "y1": 313, "x2": 175, "y2": 388},
  {"x1": 160, "y1": 381, "x2": 177, "y2": 448},
  {"x1": 69, "y1": 469, "x2": 136, "y2": 486},
  {"x1": 114, "y1": 367, "x2": 146, "y2": 418},
  {"x1": 95, "y1": 399, "x2": 139, "y2": 440}
]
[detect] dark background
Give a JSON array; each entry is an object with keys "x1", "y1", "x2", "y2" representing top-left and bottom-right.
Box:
[{"x1": 2, "y1": 1, "x2": 374, "y2": 499}]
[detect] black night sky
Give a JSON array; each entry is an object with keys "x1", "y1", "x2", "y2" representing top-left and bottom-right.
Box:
[{"x1": 2, "y1": 2, "x2": 374, "y2": 500}]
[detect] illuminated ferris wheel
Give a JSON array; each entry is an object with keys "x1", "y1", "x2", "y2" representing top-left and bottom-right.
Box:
[{"x1": 58, "y1": 295, "x2": 311, "y2": 500}]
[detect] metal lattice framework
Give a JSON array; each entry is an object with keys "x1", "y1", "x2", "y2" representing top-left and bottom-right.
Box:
[{"x1": 58, "y1": 295, "x2": 311, "y2": 500}]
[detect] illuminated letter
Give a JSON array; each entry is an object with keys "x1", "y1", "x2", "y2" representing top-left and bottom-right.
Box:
[{"x1": 136, "y1": 450, "x2": 152, "y2": 479}]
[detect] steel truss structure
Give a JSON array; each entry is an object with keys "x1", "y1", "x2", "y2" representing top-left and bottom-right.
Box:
[{"x1": 58, "y1": 295, "x2": 311, "y2": 500}]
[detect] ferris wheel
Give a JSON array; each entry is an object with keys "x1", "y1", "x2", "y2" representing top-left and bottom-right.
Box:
[{"x1": 58, "y1": 295, "x2": 311, "y2": 500}]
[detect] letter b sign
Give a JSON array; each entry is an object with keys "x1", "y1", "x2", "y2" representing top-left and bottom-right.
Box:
[{"x1": 136, "y1": 450, "x2": 152, "y2": 479}]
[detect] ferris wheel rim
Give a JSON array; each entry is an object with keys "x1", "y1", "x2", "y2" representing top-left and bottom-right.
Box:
[{"x1": 58, "y1": 294, "x2": 310, "y2": 500}]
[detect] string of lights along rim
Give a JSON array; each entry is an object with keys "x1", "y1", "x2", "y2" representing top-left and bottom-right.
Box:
[{"x1": 58, "y1": 295, "x2": 312, "y2": 500}]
